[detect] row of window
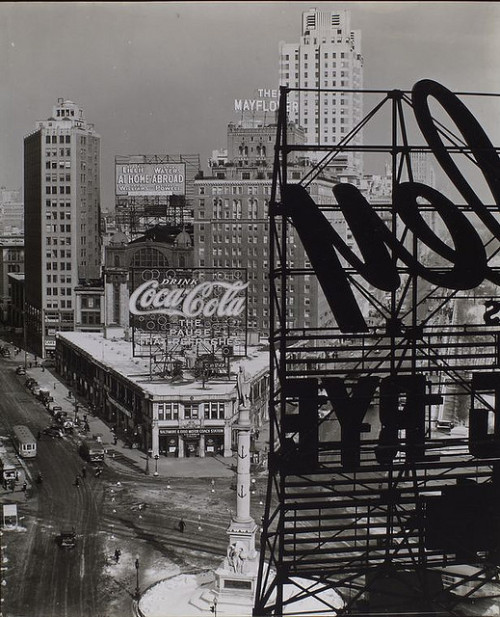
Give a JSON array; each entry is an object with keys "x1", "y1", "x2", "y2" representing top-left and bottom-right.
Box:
[
  {"x1": 46, "y1": 275, "x2": 72, "y2": 283},
  {"x1": 45, "y1": 200, "x2": 72, "y2": 208},
  {"x1": 45, "y1": 148, "x2": 71, "y2": 157},
  {"x1": 55, "y1": 109, "x2": 76, "y2": 118},
  {"x1": 46, "y1": 287, "x2": 72, "y2": 296},
  {"x1": 46, "y1": 249, "x2": 72, "y2": 258},
  {"x1": 45, "y1": 302, "x2": 73, "y2": 310},
  {"x1": 46, "y1": 186, "x2": 71, "y2": 195},
  {"x1": 157, "y1": 401, "x2": 225, "y2": 421},
  {"x1": 46, "y1": 237, "x2": 71, "y2": 246},
  {"x1": 46, "y1": 261, "x2": 72, "y2": 270},
  {"x1": 46, "y1": 174, "x2": 71, "y2": 182},
  {"x1": 300, "y1": 80, "x2": 349, "y2": 89},
  {"x1": 45, "y1": 135, "x2": 71, "y2": 144},
  {"x1": 81, "y1": 297, "x2": 100, "y2": 308},
  {"x1": 205, "y1": 247, "x2": 269, "y2": 261},
  {"x1": 204, "y1": 223, "x2": 265, "y2": 232},
  {"x1": 45, "y1": 224, "x2": 72, "y2": 233},
  {"x1": 202, "y1": 186, "x2": 272, "y2": 196},
  {"x1": 46, "y1": 161, "x2": 71, "y2": 170},
  {"x1": 208, "y1": 234, "x2": 268, "y2": 244},
  {"x1": 80, "y1": 313, "x2": 101, "y2": 325}
]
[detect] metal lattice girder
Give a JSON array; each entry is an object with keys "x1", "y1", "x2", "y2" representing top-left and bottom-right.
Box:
[{"x1": 255, "y1": 81, "x2": 500, "y2": 616}]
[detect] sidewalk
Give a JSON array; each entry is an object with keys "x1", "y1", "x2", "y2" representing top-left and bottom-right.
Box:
[{"x1": 22, "y1": 362, "x2": 265, "y2": 480}]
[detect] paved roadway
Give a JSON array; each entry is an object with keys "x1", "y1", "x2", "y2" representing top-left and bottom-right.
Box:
[
  {"x1": 0, "y1": 356, "x2": 107, "y2": 617},
  {"x1": 0, "y1": 350, "x2": 257, "y2": 617}
]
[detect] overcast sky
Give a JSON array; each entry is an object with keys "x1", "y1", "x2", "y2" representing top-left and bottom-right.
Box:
[{"x1": 1, "y1": 1, "x2": 500, "y2": 207}]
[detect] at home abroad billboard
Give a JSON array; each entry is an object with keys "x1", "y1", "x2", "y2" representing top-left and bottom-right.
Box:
[{"x1": 115, "y1": 162, "x2": 185, "y2": 196}]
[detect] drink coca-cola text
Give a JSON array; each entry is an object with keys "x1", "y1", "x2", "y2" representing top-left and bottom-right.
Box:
[{"x1": 129, "y1": 280, "x2": 248, "y2": 318}]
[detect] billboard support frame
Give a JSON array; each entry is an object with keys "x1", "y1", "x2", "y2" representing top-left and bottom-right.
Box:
[{"x1": 254, "y1": 83, "x2": 500, "y2": 616}]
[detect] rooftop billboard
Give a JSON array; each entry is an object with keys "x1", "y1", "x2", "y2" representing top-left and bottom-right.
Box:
[
  {"x1": 129, "y1": 267, "x2": 248, "y2": 360},
  {"x1": 115, "y1": 162, "x2": 185, "y2": 196}
]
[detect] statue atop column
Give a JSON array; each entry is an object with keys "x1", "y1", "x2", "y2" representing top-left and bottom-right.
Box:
[{"x1": 236, "y1": 365, "x2": 251, "y2": 407}]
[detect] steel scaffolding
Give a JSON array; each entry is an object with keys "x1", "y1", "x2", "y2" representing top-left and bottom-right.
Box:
[{"x1": 254, "y1": 83, "x2": 500, "y2": 616}]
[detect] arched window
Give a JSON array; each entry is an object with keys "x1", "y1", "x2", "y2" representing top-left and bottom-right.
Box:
[{"x1": 130, "y1": 247, "x2": 169, "y2": 268}]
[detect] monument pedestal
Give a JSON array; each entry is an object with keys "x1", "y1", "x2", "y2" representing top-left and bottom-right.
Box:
[{"x1": 190, "y1": 555, "x2": 259, "y2": 616}]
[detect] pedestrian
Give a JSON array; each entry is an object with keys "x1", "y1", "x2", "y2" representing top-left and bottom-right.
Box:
[
  {"x1": 53, "y1": 382, "x2": 56, "y2": 390},
  {"x1": 84, "y1": 421, "x2": 90, "y2": 432},
  {"x1": 29, "y1": 362, "x2": 32, "y2": 368},
  {"x1": 37, "y1": 430, "x2": 42, "y2": 440},
  {"x1": 75, "y1": 475, "x2": 80, "y2": 487},
  {"x1": 21, "y1": 481, "x2": 27, "y2": 492},
  {"x1": 178, "y1": 518, "x2": 186, "y2": 533},
  {"x1": 81, "y1": 466, "x2": 87, "y2": 479},
  {"x1": 114, "y1": 548, "x2": 121, "y2": 563},
  {"x1": 113, "y1": 435, "x2": 118, "y2": 446}
]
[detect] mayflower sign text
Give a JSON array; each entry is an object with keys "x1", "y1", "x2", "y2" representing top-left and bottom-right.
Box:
[{"x1": 129, "y1": 279, "x2": 248, "y2": 319}]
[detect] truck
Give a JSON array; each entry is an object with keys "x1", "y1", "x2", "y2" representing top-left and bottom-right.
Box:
[
  {"x1": 79, "y1": 438, "x2": 105, "y2": 464},
  {"x1": 0, "y1": 451, "x2": 18, "y2": 484}
]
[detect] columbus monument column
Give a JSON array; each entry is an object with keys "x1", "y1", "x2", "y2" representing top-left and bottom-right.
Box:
[{"x1": 191, "y1": 366, "x2": 259, "y2": 614}]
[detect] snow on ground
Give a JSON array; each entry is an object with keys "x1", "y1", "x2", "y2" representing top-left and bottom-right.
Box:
[
  {"x1": 138, "y1": 574, "x2": 211, "y2": 617},
  {"x1": 136, "y1": 572, "x2": 345, "y2": 617}
]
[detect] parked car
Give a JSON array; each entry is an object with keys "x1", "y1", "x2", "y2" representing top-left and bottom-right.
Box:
[
  {"x1": 25, "y1": 377, "x2": 37, "y2": 388},
  {"x1": 42, "y1": 426, "x2": 64, "y2": 438},
  {"x1": 0, "y1": 346, "x2": 11, "y2": 357},
  {"x1": 56, "y1": 530, "x2": 76, "y2": 549},
  {"x1": 38, "y1": 388, "x2": 53, "y2": 404},
  {"x1": 15, "y1": 366, "x2": 26, "y2": 375},
  {"x1": 48, "y1": 404, "x2": 62, "y2": 415}
]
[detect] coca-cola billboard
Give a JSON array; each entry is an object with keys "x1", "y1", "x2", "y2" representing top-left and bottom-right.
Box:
[{"x1": 129, "y1": 267, "x2": 248, "y2": 359}]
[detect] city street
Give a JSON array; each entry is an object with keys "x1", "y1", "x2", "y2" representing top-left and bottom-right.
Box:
[{"x1": 0, "y1": 349, "x2": 266, "y2": 617}]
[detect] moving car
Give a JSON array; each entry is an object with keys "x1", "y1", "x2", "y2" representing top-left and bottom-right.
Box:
[
  {"x1": 79, "y1": 438, "x2": 105, "y2": 464},
  {"x1": 56, "y1": 530, "x2": 76, "y2": 549}
]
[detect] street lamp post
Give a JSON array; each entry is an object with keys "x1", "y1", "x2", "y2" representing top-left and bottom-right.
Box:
[
  {"x1": 147, "y1": 448, "x2": 154, "y2": 475},
  {"x1": 154, "y1": 454, "x2": 159, "y2": 477},
  {"x1": 134, "y1": 557, "x2": 140, "y2": 600}
]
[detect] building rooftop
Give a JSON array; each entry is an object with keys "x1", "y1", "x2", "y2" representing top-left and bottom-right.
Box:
[{"x1": 57, "y1": 331, "x2": 269, "y2": 401}]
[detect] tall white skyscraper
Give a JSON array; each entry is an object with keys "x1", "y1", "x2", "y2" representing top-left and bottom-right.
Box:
[
  {"x1": 279, "y1": 7, "x2": 363, "y2": 174},
  {"x1": 24, "y1": 99, "x2": 101, "y2": 357}
]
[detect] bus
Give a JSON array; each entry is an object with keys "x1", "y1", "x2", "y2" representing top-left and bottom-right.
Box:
[
  {"x1": 79, "y1": 438, "x2": 105, "y2": 464},
  {"x1": 12, "y1": 425, "x2": 37, "y2": 458}
]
